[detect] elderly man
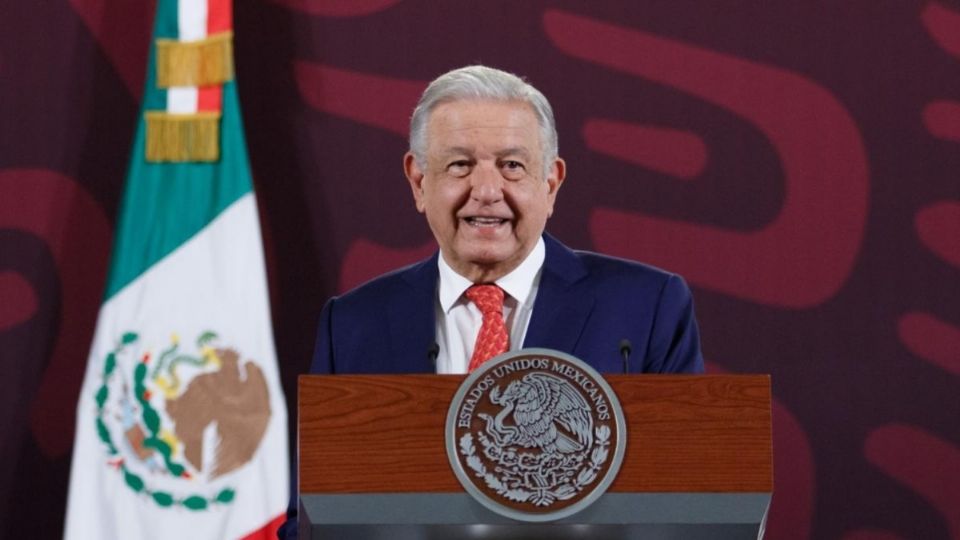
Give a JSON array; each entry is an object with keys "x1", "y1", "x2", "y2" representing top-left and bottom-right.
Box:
[
  {"x1": 283, "y1": 64, "x2": 705, "y2": 539},
  {"x1": 309, "y1": 65, "x2": 703, "y2": 375}
]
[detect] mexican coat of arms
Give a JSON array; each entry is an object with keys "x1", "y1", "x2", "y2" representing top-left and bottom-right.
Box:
[{"x1": 446, "y1": 348, "x2": 627, "y2": 521}]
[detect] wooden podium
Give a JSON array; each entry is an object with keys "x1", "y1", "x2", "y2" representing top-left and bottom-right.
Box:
[{"x1": 299, "y1": 374, "x2": 772, "y2": 539}]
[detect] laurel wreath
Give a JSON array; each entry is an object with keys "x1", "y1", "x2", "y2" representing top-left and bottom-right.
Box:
[
  {"x1": 94, "y1": 331, "x2": 235, "y2": 510},
  {"x1": 459, "y1": 424, "x2": 611, "y2": 507}
]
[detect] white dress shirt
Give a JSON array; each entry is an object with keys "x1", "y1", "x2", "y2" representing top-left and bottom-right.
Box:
[{"x1": 434, "y1": 237, "x2": 545, "y2": 374}]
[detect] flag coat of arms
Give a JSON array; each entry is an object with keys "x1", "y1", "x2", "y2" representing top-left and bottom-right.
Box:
[{"x1": 64, "y1": 0, "x2": 288, "y2": 537}]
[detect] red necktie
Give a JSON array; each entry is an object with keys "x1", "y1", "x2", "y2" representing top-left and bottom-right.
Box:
[{"x1": 466, "y1": 284, "x2": 509, "y2": 372}]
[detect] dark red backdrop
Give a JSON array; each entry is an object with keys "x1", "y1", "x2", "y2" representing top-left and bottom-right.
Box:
[{"x1": 1, "y1": 1, "x2": 958, "y2": 538}]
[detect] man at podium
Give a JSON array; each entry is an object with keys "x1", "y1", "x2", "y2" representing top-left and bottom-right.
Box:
[
  {"x1": 308, "y1": 64, "x2": 704, "y2": 376},
  {"x1": 283, "y1": 64, "x2": 707, "y2": 539}
]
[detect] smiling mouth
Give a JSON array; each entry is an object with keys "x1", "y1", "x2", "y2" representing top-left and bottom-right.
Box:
[{"x1": 464, "y1": 216, "x2": 509, "y2": 227}]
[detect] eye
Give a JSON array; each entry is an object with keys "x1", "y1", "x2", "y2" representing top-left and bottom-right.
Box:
[
  {"x1": 500, "y1": 160, "x2": 527, "y2": 179},
  {"x1": 447, "y1": 160, "x2": 473, "y2": 177}
]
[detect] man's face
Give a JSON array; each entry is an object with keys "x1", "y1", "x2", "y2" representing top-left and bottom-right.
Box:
[{"x1": 404, "y1": 99, "x2": 566, "y2": 282}]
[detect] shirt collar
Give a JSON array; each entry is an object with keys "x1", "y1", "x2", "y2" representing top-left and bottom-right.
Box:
[{"x1": 438, "y1": 237, "x2": 546, "y2": 313}]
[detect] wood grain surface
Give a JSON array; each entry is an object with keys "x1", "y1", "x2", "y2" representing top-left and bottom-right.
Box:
[{"x1": 299, "y1": 374, "x2": 772, "y2": 494}]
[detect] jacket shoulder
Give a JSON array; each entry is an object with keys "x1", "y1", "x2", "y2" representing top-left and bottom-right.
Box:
[
  {"x1": 574, "y1": 249, "x2": 677, "y2": 280},
  {"x1": 333, "y1": 256, "x2": 436, "y2": 309},
  {"x1": 567, "y1": 249, "x2": 687, "y2": 299}
]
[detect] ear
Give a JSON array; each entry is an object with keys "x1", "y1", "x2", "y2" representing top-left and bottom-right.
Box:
[
  {"x1": 404, "y1": 152, "x2": 427, "y2": 213},
  {"x1": 545, "y1": 157, "x2": 566, "y2": 218}
]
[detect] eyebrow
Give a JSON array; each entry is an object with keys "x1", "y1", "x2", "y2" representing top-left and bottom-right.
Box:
[
  {"x1": 436, "y1": 146, "x2": 534, "y2": 162},
  {"x1": 494, "y1": 147, "x2": 533, "y2": 161},
  {"x1": 439, "y1": 146, "x2": 475, "y2": 159}
]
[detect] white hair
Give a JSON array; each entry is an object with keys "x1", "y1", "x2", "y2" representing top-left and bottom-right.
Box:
[{"x1": 409, "y1": 65, "x2": 558, "y2": 175}]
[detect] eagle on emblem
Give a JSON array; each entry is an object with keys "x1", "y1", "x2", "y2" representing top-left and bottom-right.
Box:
[{"x1": 478, "y1": 372, "x2": 593, "y2": 455}]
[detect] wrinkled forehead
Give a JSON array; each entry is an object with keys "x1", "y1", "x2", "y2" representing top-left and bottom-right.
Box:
[{"x1": 424, "y1": 99, "x2": 543, "y2": 154}]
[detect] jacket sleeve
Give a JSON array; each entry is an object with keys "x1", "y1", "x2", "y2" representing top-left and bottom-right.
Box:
[
  {"x1": 646, "y1": 274, "x2": 705, "y2": 374},
  {"x1": 278, "y1": 299, "x2": 337, "y2": 539},
  {"x1": 309, "y1": 298, "x2": 335, "y2": 374}
]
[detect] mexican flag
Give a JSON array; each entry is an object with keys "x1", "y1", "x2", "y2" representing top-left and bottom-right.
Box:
[{"x1": 64, "y1": 0, "x2": 288, "y2": 538}]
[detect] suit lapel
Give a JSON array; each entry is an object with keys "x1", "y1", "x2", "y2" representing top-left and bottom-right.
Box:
[
  {"x1": 392, "y1": 237, "x2": 594, "y2": 369},
  {"x1": 523, "y1": 235, "x2": 595, "y2": 353},
  {"x1": 385, "y1": 253, "x2": 439, "y2": 373}
]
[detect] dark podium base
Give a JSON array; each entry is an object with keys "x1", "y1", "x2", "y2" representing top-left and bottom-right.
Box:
[{"x1": 300, "y1": 493, "x2": 769, "y2": 540}]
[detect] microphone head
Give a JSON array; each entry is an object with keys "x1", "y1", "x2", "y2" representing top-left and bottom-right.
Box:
[{"x1": 618, "y1": 339, "x2": 632, "y2": 354}]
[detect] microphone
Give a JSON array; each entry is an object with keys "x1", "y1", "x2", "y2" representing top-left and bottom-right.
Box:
[
  {"x1": 427, "y1": 342, "x2": 440, "y2": 369},
  {"x1": 618, "y1": 339, "x2": 632, "y2": 374}
]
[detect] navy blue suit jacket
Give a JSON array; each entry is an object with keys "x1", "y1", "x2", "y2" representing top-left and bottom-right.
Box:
[
  {"x1": 284, "y1": 234, "x2": 704, "y2": 537},
  {"x1": 309, "y1": 234, "x2": 704, "y2": 375}
]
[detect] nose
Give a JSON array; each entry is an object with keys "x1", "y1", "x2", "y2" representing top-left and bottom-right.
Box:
[{"x1": 470, "y1": 161, "x2": 504, "y2": 204}]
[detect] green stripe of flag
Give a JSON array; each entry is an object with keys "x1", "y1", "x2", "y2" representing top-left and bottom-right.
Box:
[{"x1": 146, "y1": 0, "x2": 176, "y2": 111}]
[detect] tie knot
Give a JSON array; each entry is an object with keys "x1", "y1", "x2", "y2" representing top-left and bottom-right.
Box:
[{"x1": 466, "y1": 284, "x2": 504, "y2": 316}]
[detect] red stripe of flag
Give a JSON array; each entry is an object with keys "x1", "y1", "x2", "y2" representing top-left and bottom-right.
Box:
[
  {"x1": 239, "y1": 513, "x2": 286, "y2": 540},
  {"x1": 207, "y1": 0, "x2": 231, "y2": 33},
  {"x1": 197, "y1": 0, "x2": 229, "y2": 112},
  {"x1": 196, "y1": 86, "x2": 222, "y2": 112}
]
